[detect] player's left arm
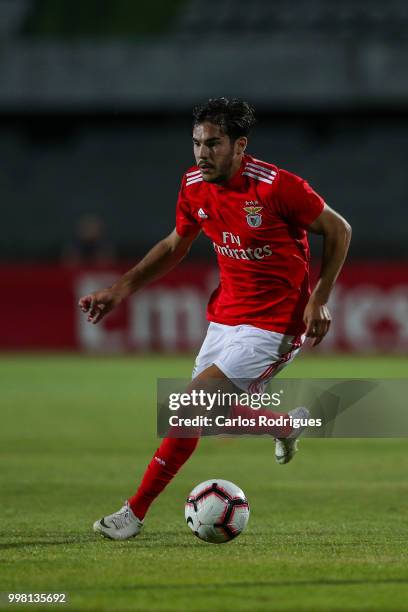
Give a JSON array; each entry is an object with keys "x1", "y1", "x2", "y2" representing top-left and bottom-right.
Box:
[{"x1": 305, "y1": 204, "x2": 352, "y2": 346}]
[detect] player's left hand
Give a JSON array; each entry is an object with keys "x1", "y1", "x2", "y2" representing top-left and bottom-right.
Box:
[{"x1": 303, "y1": 298, "x2": 331, "y2": 347}]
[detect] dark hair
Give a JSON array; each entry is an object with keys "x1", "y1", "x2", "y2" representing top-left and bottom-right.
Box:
[{"x1": 192, "y1": 97, "x2": 256, "y2": 140}]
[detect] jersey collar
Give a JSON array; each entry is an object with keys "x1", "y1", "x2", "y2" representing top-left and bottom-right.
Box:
[{"x1": 211, "y1": 156, "x2": 248, "y2": 192}]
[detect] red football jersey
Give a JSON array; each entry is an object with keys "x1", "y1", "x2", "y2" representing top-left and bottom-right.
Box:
[{"x1": 176, "y1": 154, "x2": 325, "y2": 335}]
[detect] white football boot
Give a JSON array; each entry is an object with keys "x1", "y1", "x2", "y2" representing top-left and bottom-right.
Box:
[
  {"x1": 275, "y1": 407, "x2": 310, "y2": 465},
  {"x1": 93, "y1": 502, "x2": 143, "y2": 540}
]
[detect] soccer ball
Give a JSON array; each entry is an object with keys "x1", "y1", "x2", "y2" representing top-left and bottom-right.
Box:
[{"x1": 185, "y1": 479, "x2": 250, "y2": 543}]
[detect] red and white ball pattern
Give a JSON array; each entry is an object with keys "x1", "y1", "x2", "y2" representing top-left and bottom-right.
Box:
[{"x1": 185, "y1": 479, "x2": 250, "y2": 543}]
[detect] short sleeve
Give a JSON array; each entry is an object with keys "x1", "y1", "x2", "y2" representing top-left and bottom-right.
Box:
[
  {"x1": 175, "y1": 177, "x2": 200, "y2": 237},
  {"x1": 276, "y1": 169, "x2": 325, "y2": 228}
]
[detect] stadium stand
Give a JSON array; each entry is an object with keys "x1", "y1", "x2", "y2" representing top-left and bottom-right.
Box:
[
  {"x1": 174, "y1": 0, "x2": 408, "y2": 38},
  {"x1": 0, "y1": 0, "x2": 30, "y2": 36},
  {"x1": 0, "y1": 117, "x2": 406, "y2": 260},
  {"x1": 0, "y1": 0, "x2": 406, "y2": 261},
  {"x1": 21, "y1": 0, "x2": 186, "y2": 38}
]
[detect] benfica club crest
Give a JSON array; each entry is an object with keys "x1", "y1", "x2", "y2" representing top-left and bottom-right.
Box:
[{"x1": 243, "y1": 201, "x2": 263, "y2": 228}]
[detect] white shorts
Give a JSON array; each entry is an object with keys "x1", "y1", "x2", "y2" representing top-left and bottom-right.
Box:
[{"x1": 192, "y1": 322, "x2": 304, "y2": 392}]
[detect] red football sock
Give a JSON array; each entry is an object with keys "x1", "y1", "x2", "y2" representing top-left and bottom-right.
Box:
[
  {"x1": 223, "y1": 403, "x2": 293, "y2": 437},
  {"x1": 128, "y1": 436, "x2": 199, "y2": 520}
]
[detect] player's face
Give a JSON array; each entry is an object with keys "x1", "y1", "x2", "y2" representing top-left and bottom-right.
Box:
[{"x1": 192, "y1": 122, "x2": 246, "y2": 184}]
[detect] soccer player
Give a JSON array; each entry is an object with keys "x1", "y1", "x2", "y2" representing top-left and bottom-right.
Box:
[{"x1": 79, "y1": 98, "x2": 351, "y2": 540}]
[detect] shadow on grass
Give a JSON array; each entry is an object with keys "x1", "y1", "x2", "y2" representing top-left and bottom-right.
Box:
[
  {"x1": 0, "y1": 531, "x2": 205, "y2": 551},
  {"x1": 0, "y1": 536, "x2": 95, "y2": 550},
  {"x1": 2, "y1": 531, "x2": 403, "y2": 551},
  {"x1": 75, "y1": 578, "x2": 408, "y2": 592}
]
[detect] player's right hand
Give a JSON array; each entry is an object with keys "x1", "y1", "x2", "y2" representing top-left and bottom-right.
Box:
[{"x1": 78, "y1": 288, "x2": 121, "y2": 324}]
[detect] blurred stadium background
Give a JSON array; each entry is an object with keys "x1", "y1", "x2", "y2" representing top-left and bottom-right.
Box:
[
  {"x1": 1, "y1": 0, "x2": 407, "y2": 355},
  {"x1": 2, "y1": 3, "x2": 408, "y2": 610}
]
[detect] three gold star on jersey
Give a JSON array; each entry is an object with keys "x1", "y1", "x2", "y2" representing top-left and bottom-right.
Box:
[{"x1": 244, "y1": 201, "x2": 263, "y2": 228}]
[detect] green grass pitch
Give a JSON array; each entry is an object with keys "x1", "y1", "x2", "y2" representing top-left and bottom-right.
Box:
[{"x1": 1, "y1": 354, "x2": 408, "y2": 611}]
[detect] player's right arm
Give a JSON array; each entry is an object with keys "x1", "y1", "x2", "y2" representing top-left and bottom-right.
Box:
[{"x1": 78, "y1": 227, "x2": 199, "y2": 324}]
